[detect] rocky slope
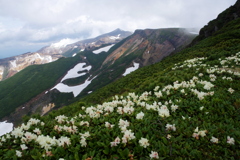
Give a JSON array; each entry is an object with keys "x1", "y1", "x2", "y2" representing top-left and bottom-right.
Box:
[
  {"x1": 0, "y1": 29, "x2": 131, "y2": 81},
  {"x1": 103, "y1": 28, "x2": 197, "y2": 67}
]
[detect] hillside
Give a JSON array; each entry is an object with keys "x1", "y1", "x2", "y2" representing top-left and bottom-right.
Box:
[
  {"x1": 0, "y1": 28, "x2": 195, "y2": 124},
  {"x1": 0, "y1": 1, "x2": 239, "y2": 159}
]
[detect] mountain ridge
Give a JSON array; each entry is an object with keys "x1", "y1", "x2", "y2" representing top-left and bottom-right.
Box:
[{"x1": 0, "y1": 29, "x2": 132, "y2": 81}]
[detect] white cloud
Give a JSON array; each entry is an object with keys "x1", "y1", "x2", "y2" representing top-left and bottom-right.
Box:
[{"x1": 0, "y1": 0, "x2": 237, "y2": 58}]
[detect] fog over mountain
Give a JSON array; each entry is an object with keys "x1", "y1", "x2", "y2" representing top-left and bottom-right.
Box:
[{"x1": 0, "y1": 0, "x2": 236, "y2": 58}]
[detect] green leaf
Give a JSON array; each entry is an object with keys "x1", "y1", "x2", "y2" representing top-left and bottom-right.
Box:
[
  {"x1": 74, "y1": 151, "x2": 80, "y2": 160},
  {"x1": 103, "y1": 148, "x2": 109, "y2": 155}
]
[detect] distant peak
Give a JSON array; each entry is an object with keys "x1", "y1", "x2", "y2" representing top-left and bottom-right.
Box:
[{"x1": 114, "y1": 28, "x2": 122, "y2": 32}]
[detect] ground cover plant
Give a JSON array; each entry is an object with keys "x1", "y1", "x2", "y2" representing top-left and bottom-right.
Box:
[{"x1": 0, "y1": 51, "x2": 239, "y2": 159}]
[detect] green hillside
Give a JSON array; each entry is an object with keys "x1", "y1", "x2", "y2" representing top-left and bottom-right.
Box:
[
  {"x1": 0, "y1": 3, "x2": 240, "y2": 159},
  {"x1": 0, "y1": 56, "x2": 82, "y2": 119}
]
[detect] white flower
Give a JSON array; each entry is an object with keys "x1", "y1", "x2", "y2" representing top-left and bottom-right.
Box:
[
  {"x1": 194, "y1": 127, "x2": 199, "y2": 133},
  {"x1": 117, "y1": 107, "x2": 124, "y2": 114},
  {"x1": 228, "y1": 88, "x2": 234, "y2": 94},
  {"x1": 149, "y1": 151, "x2": 159, "y2": 159},
  {"x1": 198, "y1": 130, "x2": 207, "y2": 137},
  {"x1": 80, "y1": 137, "x2": 87, "y2": 147},
  {"x1": 227, "y1": 136, "x2": 235, "y2": 145},
  {"x1": 122, "y1": 130, "x2": 135, "y2": 143},
  {"x1": 200, "y1": 106, "x2": 204, "y2": 110},
  {"x1": 166, "y1": 124, "x2": 176, "y2": 131},
  {"x1": 154, "y1": 86, "x2": 160, "y2": 92},
  {"x1": 167, "y1": 134, "x2": 171, "y2": 139},
  {"x1": 154, "y1": 91, "x2": 162, "y2": 98},
  {"x1": 16, "y1": 150, "x2": 22, "y2": 157},
  {"x1": 80, "y1": 121, "x2": 89, "y2": 127},
  {"x1": 20, "y1": 144, "x2": 28, "y2": 150},
  {"x1": 139, "y1": 137, "x2": 150, "y2": 148},
  {"x1": 136, "y1": 112, "x2": 144, "y2": 120},
  {"x1": 158, "y1": 105, "x2": 170, "y2": 117},
  {"x1": 210, "y1": 136, "x2": 219, "y2": 143},
  {"x1": 33, "y1": 128, "x2": 41, "y2": 135},
  {"x1": 110, "y1": 137, "x2": 121, "y2": 147},
  {"x1": 199, "y1": 73, "x2": 203, "y2": 77},
  {"x1": 55, "y1": 115, "x2": 68, "y2": 124},
  {"x1": 36, "y1": 135, "x2": 58, "y2": 151},
  {"x1": 11, "y1": 127, "x2": 24, "y2": 138},
  {"x1": 105, "y1": 122, "x2": 114, "y2": 128},
  {"x1": 58, "y1": 136, "x2": 71, "y2": 147},
  {"x1": 24, "y1": 132, "x2": 37, "y2": 142},
  {"x1": 171, "y1": 105, "x2": 178, "y2": 112},
  {"x1": 193, "y1": 127, "x2": 207, "y2": 139},
  {"x1": 119, "y1": 119, "x2": 130, "y2": 128},
  {"x1": 27, "y1": 118, "x2": 40, "y2": 125},
  {"x1": 80, "y1": 131, "x2": 90, "y2": 138}
]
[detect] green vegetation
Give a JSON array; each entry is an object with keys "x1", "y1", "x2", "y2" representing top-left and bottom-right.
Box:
[
  {"x1": 0, "y1": 5, "x2": 240, "y2": 159},
  {"x1": 0, "y1": 56, "x2": 82, "y2": 119}
]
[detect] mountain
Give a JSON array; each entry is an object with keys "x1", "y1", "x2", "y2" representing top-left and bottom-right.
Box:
[
  {"x1": 102, "y1": 28, "x2": 196, "y2": 66},
  {"x1": 0, "y1": 29, "x2": 132, "y2": 81},
  {"x1": 192, "y1": 0, "x2": 240, "y2": 44},
  {"x1": 0, "y1": 1, "x2": 240, "y2": 159},
  {"x1": 37, "y1": 28, "x2": 132, "y2": 57},
  {"x1": 0, "y1": 28, "x2": 196, "y2": 124}
]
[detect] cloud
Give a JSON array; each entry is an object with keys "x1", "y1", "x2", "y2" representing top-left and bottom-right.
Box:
[{"x1": 0, "y1": 0, "x2": 237, "y2": 58}]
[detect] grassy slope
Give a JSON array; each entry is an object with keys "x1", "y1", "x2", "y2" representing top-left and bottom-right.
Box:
[{"x1": 0, "y1": 13, "x2": 239, "y2": 159}]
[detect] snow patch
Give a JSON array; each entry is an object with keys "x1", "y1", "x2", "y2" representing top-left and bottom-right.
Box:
[
  {"x1": 80, "y1": 48, "x2": 85, "y2": 52},
  {"x1": 61, "y1": 62, "x2": 92, "y2": 82},
  {"x1": 0, "y1": 67, "x2": 4, "y2": 75},
  {"x1": 51, "y1": 77, "x2": 96, "y2": 97},
  {"x1": 93, "y1": 44, "x2": 114, "y2": 54},
  {"x1": 109, "y1": 34, "x2": 121, "y2": 40},
  {"x1": 36, "y1": 53, "x2": 44, "y2": 60},
  {"x1": 123, "y1": 62, "x2": 140, "y2": 76},
  {"x1": 35, "y1": 53, "x2": 52, "y2": 63},
  {"x1": 0, "y1": 121, "x2": 13, "y2": 136},
  {"x1": 72, "y1": 53, "x2": 77, "y2": 57},
  {"x1": 10, "y1": 60, "x2": 17, "y2": 68},
  {"x1": 46, "y1": 56, "x2": 53, "y2": 62}
]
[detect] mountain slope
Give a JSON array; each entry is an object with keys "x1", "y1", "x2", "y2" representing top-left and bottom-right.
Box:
[
  {"x1": 103, "y1": 28, "x2": 196, "y2": 66},
  {"x1": 0, "y1": 29, "x2": 131, "y2": 81},
  {"x1": 37, "y1": 28, "x2": 132, "y2": 58},
  {"x1": 0, "y1": 56, "x2": 82, "y2": 121}
]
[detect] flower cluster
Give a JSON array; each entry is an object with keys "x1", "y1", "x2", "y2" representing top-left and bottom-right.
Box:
[{"x1": 192, "y1": 127, "x2": 207, "y2": 139}]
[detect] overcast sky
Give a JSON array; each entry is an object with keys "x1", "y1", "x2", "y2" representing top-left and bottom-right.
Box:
[{"x1": 0, "y1": 0, "x2": 237, "y2": 59}]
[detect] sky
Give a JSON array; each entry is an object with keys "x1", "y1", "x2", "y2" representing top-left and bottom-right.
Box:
[{"x1": 0, "y1": 0, "x2": 237, "y2": 59}]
